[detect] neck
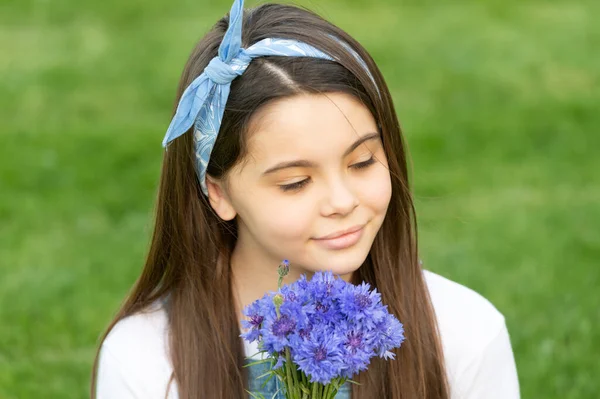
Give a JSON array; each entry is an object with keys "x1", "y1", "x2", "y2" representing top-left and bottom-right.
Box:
[{"x1": 230, "y1": 244, "x2": 313, "y2": 327}]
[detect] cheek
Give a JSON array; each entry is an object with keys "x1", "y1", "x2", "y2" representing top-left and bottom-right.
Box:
[
  {"x1": 361, "y1": 164, "x2": 392, "y2": 213},
  {"x1": 250, "y1": 198, "x2": 314, "y2": 241}
]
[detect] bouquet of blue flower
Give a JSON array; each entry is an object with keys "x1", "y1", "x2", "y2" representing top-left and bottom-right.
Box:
[{"x1": 240, "y1": 260, "x2": 405, "y2": 399}]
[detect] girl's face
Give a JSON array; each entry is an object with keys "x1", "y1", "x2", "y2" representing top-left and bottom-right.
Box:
[{"x1": 207, "y1": 92, "x2": 392, "y2": 282}]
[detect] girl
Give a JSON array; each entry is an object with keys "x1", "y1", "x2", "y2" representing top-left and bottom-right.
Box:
[{"x1": 92, "y1": 0, "x2": 520, "y2": 398}]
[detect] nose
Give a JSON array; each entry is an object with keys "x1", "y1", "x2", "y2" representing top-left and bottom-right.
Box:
[{"x1": 320, "y1": 175, "x2": 359, "y2": 216}]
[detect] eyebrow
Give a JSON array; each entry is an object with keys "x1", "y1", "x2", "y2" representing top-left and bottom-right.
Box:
[{"x1": 262, "y1": 131, "x2": 381, "y2": 176}]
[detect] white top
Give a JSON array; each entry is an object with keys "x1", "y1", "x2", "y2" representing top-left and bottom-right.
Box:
[{"x1": 96, "y1": 270, "x2": 520, "y2": 398}]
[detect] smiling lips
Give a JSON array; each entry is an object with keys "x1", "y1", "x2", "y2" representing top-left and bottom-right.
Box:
[{"x1": 313, "y1": 224, "x2": 366, "y2": 250}]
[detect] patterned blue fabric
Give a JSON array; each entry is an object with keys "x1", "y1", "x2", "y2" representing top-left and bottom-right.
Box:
[
  {"x1": 245, "y1": 358, "x2": 352, "y2": 398},
  {"x1": 160, "y1": 0, "x2": 378, "y2": 196}
]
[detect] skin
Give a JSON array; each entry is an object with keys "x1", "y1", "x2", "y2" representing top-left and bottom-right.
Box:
[{"x1": 205, "y1": 92, "x2": 392, "y2": 322}]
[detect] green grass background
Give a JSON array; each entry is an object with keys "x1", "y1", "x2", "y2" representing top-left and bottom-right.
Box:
[{"x1": 1, "y1": 0, "x2": 598, "y2": 397}]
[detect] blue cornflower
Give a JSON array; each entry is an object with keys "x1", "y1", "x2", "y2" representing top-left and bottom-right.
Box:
[
  {"x1": 338, "y1": 281, "x2": 387, "y2": 330},
  {"x1": 329, "y1": 321, "x2": 371, "y2": 378},
  {"x1": 261, "y1": 312, "x2": 295, "y2": 352},
  {"x1": 261, "y1": 291, "x2": 307, "y2": 353},
  {"x1": 292, "y1": 325, "x2": 347, "y2": 385},
  {"x1": 306, "y1": 270, "x2": 347, "y2": 303},
  {"x1": 303, "y1": 271, "x2": 346, "y2": 326},
  {"x1": 240, "y1": 297, "x2": 272, "y2": 342},
  {"x1": 372, "y1": 313, "x2": 405, "y2": 360}
]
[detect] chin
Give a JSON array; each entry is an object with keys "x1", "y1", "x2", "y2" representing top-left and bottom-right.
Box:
[
  {"x1": 326, "y1": 258, "x2": 364, "y2": 276},
  {"x1": 305, "y1": 249, "x2": 368, "y2": 280}
]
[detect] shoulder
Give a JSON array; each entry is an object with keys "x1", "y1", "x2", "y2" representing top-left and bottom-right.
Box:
[
  {"x1": 422, "y1": 269, "x2": 506, "y2": 350},
  {"x1": 96, "y1": 301, "x2": 177, "y2": 399},
  {"x1": 422, "y1": 269, "x2": 521, "y2": 398}
]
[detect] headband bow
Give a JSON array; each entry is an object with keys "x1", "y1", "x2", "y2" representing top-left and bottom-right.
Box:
[{"x1": 162, "y1": 0, "x2": 377, "y2": 196}]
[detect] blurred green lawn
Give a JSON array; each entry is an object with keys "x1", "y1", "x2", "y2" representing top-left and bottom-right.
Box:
[{"x1": 1, "y1": 0, "x2": 598, "y2": 397}]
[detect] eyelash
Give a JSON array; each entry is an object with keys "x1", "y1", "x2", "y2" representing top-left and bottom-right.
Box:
[{"x1": 279, "y1": 156, "x2": 376, "y2": 192}]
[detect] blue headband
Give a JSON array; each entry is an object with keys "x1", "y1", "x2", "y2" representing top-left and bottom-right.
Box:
[{"x1": 161, "y1": 0, "x2": 377, "y2": 196}]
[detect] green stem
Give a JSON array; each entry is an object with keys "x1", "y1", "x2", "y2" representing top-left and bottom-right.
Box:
[
  {"x1": 301, "y1": 371, "x2": 308, "y2": 398},
  {"x1": 284, "y1": 353, "x2": 296, "y2": 398},
  {"x1": 323, "y1": 384, "x2": 330, "y2": 399},
  {"x1": 286, "y1": 348, "x2": 299, "y2": 398}
]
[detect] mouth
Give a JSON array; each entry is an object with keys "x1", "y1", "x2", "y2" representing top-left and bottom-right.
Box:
[
  {"x1": 312, "y1": 224, "x2": 366, "y2": 250},
  {"x1": 314, "y1": 224, "x2": 365, "y2": 240}
]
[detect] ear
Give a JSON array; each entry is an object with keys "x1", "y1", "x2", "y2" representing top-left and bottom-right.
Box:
[{"x1": 206, "y1": 175, "x2": 237, "y2": 221}]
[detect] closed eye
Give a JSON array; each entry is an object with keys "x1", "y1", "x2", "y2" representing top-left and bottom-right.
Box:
[
  {"x1": 279, "y1": 178, "x2": 310, "y2": 192},
  {"x1": 351, "y1": 156, "x2": 376, "y2": 170},
  {"x1": 278, "y1": 156, "x2": 376, "y2": 192}
]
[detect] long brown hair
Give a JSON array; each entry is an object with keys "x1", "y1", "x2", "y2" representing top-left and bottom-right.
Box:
[{"x1": 91, "y1": 3, "x2": 449, "y2": 398}]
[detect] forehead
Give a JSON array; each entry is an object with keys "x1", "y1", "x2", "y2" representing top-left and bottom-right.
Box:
[{"x1": 245, "y1": 92, "x2": 377, "y2": 162}]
